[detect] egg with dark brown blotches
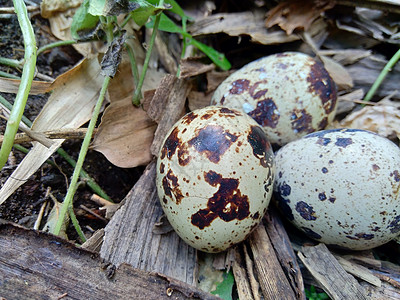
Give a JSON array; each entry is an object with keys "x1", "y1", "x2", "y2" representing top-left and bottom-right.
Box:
[
  {"x1": 274, "y1": 128, "x2": 400, "y2": 250},
  {"x1": 211, "y1": 52, "x2": 337, "y2": 146},
  {"x1": 156, "y1": 106, "x2": 275, "y2": 253}
]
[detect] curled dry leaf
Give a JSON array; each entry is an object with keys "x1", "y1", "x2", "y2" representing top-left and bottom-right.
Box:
[
  {"x1": 265, "y1": 0, "x2": 335, "y2": 35},
  {"x1": 339, "y1": 99, "x2": 400, "y2": 139}
]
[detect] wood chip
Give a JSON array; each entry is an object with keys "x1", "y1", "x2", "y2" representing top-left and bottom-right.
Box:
[
  {"x1": 100, "y1": 162, "x2": 197, "y2": 285},
  {"x1": 264, "y1": 208, "x2": 306, "y2": 299},
  {"x1": 249, "y1": 224, "x2": 297, "y2": 300},
  {"x1": 298, "y1": 243, "x2": 369, "y2": 300},
  {"x1": 0, "y1": 222, "x2": 216, "y2": 299},
  {"x1": 232, "y1": 246, "x2": 255, "y2": 300}
]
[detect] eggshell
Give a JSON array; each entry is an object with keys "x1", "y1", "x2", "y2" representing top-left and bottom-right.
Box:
[
  {"x1": 156, "y1": 106, "x2": 275, "y2": 253},
  {"x1": 211, "y1": 52, "x2": 337, "y2": 145},
  {"x1": 274, "y1": 128, "x2": 400, "y2": 250}
]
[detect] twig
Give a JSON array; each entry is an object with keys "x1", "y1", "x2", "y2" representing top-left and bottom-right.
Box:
[
  {"x1": 0, "y1": 5, "x2": 39, "y2": 14},
  {"x1": 0, "y1": 0, "x2": 37, "y2": 169},
  {"x1": 0, "y1": 128, "x2": 95, "y2": 146}
]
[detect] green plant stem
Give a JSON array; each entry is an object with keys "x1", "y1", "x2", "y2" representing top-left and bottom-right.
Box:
[
  {"x1": 132, "y1": 6, "x2": 163, "y2": 106},
  {"x1": 126, "y1": 42, "x2": 140, "y2": 87},
  {"x1": 0, "y1": 0, "x2": 36, "y2": 170},
  {"x1": 0, "y1": 71, "x2": 20, "y2": 79},
  {"x1": 53, "y1": 76, "x2": 111, "y2": 236},
  {"x1": 68, "y1": 205, "x2": 86, "y2": 243},
  {"x1": 0, "y1": 56, "x2": 22, "y2": 69},
  {"x1": 363, "y1": 48, "x2": 400, "y2": 104},
  {"x1": 37, "y1": 40, "x2": 76, "y2": 56},
  {"x1": 57, "y1": 148, "x2": 112, "y2": 201},
  {"x1": 120, "y1": 13, "x2": 132, "y2": 29},
  {"x1": 0, "y1": 94, "x2": 33, "y2": 126}
]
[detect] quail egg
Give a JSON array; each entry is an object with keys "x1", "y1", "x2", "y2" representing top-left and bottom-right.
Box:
[
  {"x1": 274, "y1": 128, "x2": 400, "y2": 250},
  {"x1": 156, "y1": 106, "x2": 275, "y2": 253},
  {"x1": 211, "y1": 52, "x2": 337, "y2": 145}
]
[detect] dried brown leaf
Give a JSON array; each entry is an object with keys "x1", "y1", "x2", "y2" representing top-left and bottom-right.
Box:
[
  {"x1": 339, "y1": 98, "x2": 400, "y2": 139},
  {"x1": 265, "y1": 0, "x2": 335, "y2": 35},
  {"x1": 91, "y1": 99, "x2": 157, "y2": 168},
  {"x1": 320, "y1": 55, "x2": 354, "y2": 91}
]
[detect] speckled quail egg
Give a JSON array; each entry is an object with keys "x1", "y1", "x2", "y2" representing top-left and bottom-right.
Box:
[
  {"x1": 211, "y1": 52, "x2": 337, "y2": 146},
  {"x1": 156, "y1": 106, "x2": 275, "y2": 253},
  {"x1": 274, "y1": 128, "x2": 400, "y2": 250}
]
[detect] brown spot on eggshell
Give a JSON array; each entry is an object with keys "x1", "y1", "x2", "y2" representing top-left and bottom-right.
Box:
[
  {"x1": 249, "y1": 81, "x2": 268, "y2": 99},
  {"x1": 388, "y1": 215, "x2": 400, "y2": 233},
  {"x1": 335, "y1": 138, "x2": 353, "y2": 148},
  {"x1": 307, "y1": 61, "x2": 337, "y2": 114},
  {"x1": 230, "y1": 79, "x2": 250, "y2": 95},
  {"x1": 219, "y1": 107, "x2": 241, "y2": 116},
  {"x1": 160, "y1": 163, "x2": 165, "y2": 174},
  {"x1": 181, "y1": 111, "x2": 198, "y2": 125},
  {"x1": 191, "y1": 170, "x2": 250, "y2": 230},
  {"x1": 247, "y1": 125, "x2": 272, "y2": 168},
  {"x1": 188, "y1": 125, "x2": 238, "y2": 164},
  {"x1": 372, "y1": 164, "x2": 380, "y2": 171},
  {"x1": 201, "y1": 113, "x2": 213, "y2": 120},
  {"x1": 391, "y1": 170, "x2": 400, "y2": 182},
  {"x1": 162, "y1": 169, "x2": 184, "y2": 204},
  {"x1": 160, "y1": 127, "x2": 180, "y2": 160},
  {"x1": 355, "y1": 233, "x2": 375, "y2": 240},
  {"x1": 177, "y1": 147, "x2": 191, "y2": 166},
  {"x1": 296, "y1": 201, "x2": 317, "y2": 221},
  {"x1": 291, "y1": 109, "x2": 313, "y2": 133},
  {"x1": 248, "y1": 98, "x2": 280, "y2": 128},
  {"x1": 318, "y1": 117, "x2": 328, "y2": 129}
]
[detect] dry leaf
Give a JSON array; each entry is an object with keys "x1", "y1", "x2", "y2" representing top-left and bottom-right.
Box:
[
  {"x1": 40, "y1": 0, "x2": 82, "y2": 18},
  {"x1": 320, "y1": 55, "x2": 354, "y2": 91},
  {"x1": 179, "y1": 57, "x2": 215, "y2": 78},
  {"x1": 91, "y1": 99, "x2": 157, "y2": 168},
  {"x1": 188, "y1": 11, "x2": 327, "y2": 45},
  {"x1": 265, "y1": 0, "x2": 335, "y2": 35},
  {"x1": 339, "y1": 98, "x2": 400, "y2": 139},
  {"x1": 91, "y1": 55, "x2": 164, "y2": 168},
  {"x1": 0, "y1": 58, "x2": 104, "y2": 203}
]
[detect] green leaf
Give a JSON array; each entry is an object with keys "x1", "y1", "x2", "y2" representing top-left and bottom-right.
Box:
[
  {"x1": 147, "y1": 13, "x2": 184, "y2": 33},
  {"x1": 211, "y1": 270, "x2": 234, "y2": 300},
  {"x1": 189, "y1": 38, "x2": 231, "y2": 70},
  {"x1": 131, "y1": 2, "x2": 158, "y2": 27},
  {"x1": 71, "y1": 0, "x2": 100, "y2": 40}
]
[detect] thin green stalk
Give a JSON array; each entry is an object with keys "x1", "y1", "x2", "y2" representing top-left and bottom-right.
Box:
[
  {"x1": 0, "y1": 94, "x2": 32, "y2": 126},
  {"x1": 0, "y1": 57, "x2": 22, "y2": 69},
  {"x1": 0, "y1": 71, "x2": 20, "y2": 79},
  {"x1": 363, "y1": 48, "x2": 400, "y2": 104},
  {"x1": 13, "y1": 144, "x2": 56, "y2": 167},
  {"x1": 0, "y1": 0, "x2": 36, "y2": 170},
  {"x1": 37, "y1": 40, "x2": 76, "y2": 56},
  {"x1": 53, "y1": 76, "x2": 111, "y2": 236},
  {"x1": 68, "y1": 205, "x2": 86, "y2": 243},
  {"x1": 126, "y1": 42, "x2": 140, "y2": 87},
  {"x1": 57, "y1": 148, "x2": 112, "y2": 201},
  {"x1": 120, "y1": 13, "x2": 132, "y2": 29},
  {"x1": 132, "y1": 8, "x2": 163, "y2": 106}
]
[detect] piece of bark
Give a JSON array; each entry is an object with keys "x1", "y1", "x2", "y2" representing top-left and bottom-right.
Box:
[
  {"x1": 298, "y1": 243, "x2": 369, "y2": 300},
  {"x1": 333, "y1": 254, "x2": 382, "y2": 287},
  {"x1": 155, "y1": 33, "x2": 178, "y2": 74},
  {"x1": 264, "y1": 208, "x2": 306, "y2": 300},
  {"x1": 81, "y1": 229, "x2": 105, "y2": 252},
  {"x1": 249, "y1": 224, "x2": 297, "y2": 300},
  {"x1": 243, "y1": 244, "x2": 262, "y2": 300},
  {"x1": 361, "y1": 281, "x2": 400, "y2": 300},
  {"x1": 232, "y1": 246, "x2": 255, "y2": 300},
  {"x1": 0, "y1": 222, "x2": 218, "y2": 300},
  {"x1": 100, "y1": 162, "x2": 197, "y2": 285},
  {"x1": 150, "y1": 78, "x2": 191, "y2": 156},
  {"x1": 179, "y1": 57, "x2": 215, "y2": 78},
  {"x1": 146, "y1": 74, "x2": 177, "y2": 123}
]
